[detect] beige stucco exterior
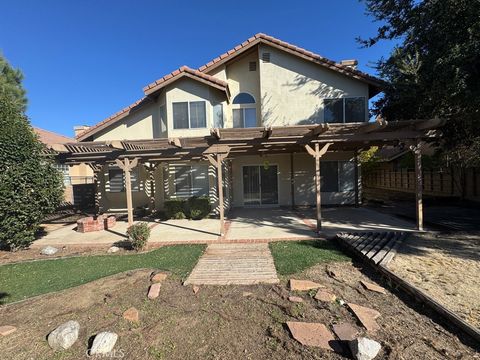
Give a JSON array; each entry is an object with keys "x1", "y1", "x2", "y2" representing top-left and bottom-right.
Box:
[{"x1": 83, "y1": 42, "x2": 373, "y2": 211}]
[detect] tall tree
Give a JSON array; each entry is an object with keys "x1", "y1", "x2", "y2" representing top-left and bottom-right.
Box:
[
  {"x1": 360, "y1": 0, "x2": 480, "y2": 167},
  {"x1": 0, "y1": 55, "x2": 63, "y2": 251},
  {"x1": 0, "y1": 53, "x2": 27, "y2": 112}
]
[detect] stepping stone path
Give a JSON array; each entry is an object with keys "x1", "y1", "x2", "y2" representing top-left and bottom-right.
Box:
[
  {"x1": 185, "y1": 243, "x2": 279, "y2": 285},
  {"x1": 47, "y1": 321, "x2": 80, "y2": 350},
  {"x1": 288, "y1": 296, "x2": 304, "y2": 303},
  {"x1": 287, "y1": 322, "x2": 340, "y2": 351},
  {"x1": 314, "y1": 289, "x2": 337, "y2": 302},
  {"x1": 148, "y1": 283, "x2": 161, "y2": 299},
  {"x1": 360, "y1": 280, "x2": 386, "y2": 294},
  {"x1": 348, "y1": 303, "x2": 381, "y2": 332},
  {"x1": 90, "y1": 332, "x2": 118, "y2": 355},
  {"x1": 332, "y1": 323, "x2": 359, "y2": 341},
  {"x1": 123, "y1": 307, "x2": 139, "y2": 322},
  {"x1": 0, "y1": 325, "x2": 17, "y2": 336},
  {"x1": 349, "y1": 337, "x2": 382, "y2": 360},
  {"x1": 289, "y1": 279, "x2": 324, "y2": 291}
]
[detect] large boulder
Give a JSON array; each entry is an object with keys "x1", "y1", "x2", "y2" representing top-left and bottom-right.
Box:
[
  {"x1": 41, "y1": 246, "x2": 58, "y2": 255},
  {"x1": 47, "y1": 321, "x2": 80, "y2": 350},
  {"x1": 349, "y1": 337, "x2": 381, "y2": 360},
  {"x1": 90, "y1": 332, "x2": 118, "y2": 355}
]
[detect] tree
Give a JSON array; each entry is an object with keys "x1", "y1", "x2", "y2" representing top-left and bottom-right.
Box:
[
  {"x1": 0, "y1": 56, "x2": 63, "y2": 251},
  {"x1": 360, "y1": 0, "x2": 480, "y2": 167},
  {"x1": 0, "y1": 53, "x2": 27, "y2": 112}
]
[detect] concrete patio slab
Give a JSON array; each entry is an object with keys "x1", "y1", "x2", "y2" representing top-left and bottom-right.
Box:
[
  {"x1": 149, "y1": 218, "x2": 220, "y2": 242},
  {"x1": 226, "y1": 208, "x2": 315, "y2": 240}
]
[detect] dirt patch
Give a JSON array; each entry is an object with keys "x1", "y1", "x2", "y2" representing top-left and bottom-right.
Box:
[
  {"x1": 389, "y1": 232, "x2": 480, "y2": 328},
  {"x1": 0, "y1": 261, "x2": 477, "y2": 359}
]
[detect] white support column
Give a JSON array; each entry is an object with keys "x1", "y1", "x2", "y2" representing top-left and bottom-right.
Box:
[
  {"x1": 410, "y1": 141, "x2": 423, "y2": 231},
  {"x1": 115, "y1": 157, "x2": 139, "y2": 227}
]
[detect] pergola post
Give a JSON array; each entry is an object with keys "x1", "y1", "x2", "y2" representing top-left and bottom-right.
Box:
[
  {"x1": 305, "y1": 142, "x2": 333, "y2": 233},
  {"x1": 354, "y1": 150, "x2": 360, "y2": 207},
  {"x1": 206, "y1": 153, "x2": 228, "y2": 236},
  {"x1": 145, "y1": 163, "x2": 158, "y2": 214},
  {"x1": 115, "y1": 157, "x2": 139, "y2": 227},
  {"x1": 410, "y1": 141, "x2": 423, "y2": 231}
]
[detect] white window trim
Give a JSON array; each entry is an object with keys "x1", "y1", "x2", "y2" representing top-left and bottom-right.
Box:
[
  {"x1": 323, "y1": 96, "x2": 366, "y2": 123},
  {"x1": 172, "y1": 101, "x2": 207, "y2": 130}
]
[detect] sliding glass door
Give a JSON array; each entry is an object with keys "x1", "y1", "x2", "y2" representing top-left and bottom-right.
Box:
[{"x1": 242, "y1": 165, "x2": 278, "y2": 205}]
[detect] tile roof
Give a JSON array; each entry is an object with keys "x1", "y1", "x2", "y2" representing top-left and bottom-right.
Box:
[
  {"x1": 34, "y1": 127, "x2": 73, "y2": 145},
  {"x1": 197, "y1": 33, "x2": 384, "y2": 87},
  {"x1": 143, "y1": 65, "x2": 228, "y2": 95}
]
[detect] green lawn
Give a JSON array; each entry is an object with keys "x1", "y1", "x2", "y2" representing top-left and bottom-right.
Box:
[
  {"x1": 0, "y1": 244, "x2": 205, "y2": 304},
  {"x1": 269, "y1": 240, "x2": 349, "y2": 275}
]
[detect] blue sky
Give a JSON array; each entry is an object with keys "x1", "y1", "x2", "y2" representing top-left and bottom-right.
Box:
[{"x1": 0, "y1": 0, "x2": 394, "y2": 137}]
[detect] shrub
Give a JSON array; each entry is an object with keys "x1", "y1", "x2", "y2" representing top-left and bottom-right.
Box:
[
  {"x1": 126, "y1": 222, "x2": 150, "y2": 251},
  {"x1": 0, "y1": 72, "x2": 63, "y2": 251},
  {"x1": 186, "y1": 196, "x2": 211, "y2": 220},
  {"x1": 164, "y1": 199, "x2": 186, "y2": 219}
]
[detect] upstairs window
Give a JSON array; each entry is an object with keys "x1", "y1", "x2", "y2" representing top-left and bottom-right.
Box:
[
  {"x1": 324, "y1": 97, "x2": 366, "y2": 123},
  {"x1": 232, "y1": 92, "x2": 256, "y2": 128},
  {"x1": 173, "y1": 101, "x2": 206, "y2": 129}
]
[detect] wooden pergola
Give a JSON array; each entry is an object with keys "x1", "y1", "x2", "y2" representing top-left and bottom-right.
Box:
[{"x1": 49, "y1": 118, "x2": 444, "y2": 234}]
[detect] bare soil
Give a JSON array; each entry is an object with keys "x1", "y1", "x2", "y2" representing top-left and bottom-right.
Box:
[
  {"x1": 389, "y1": 232, "x2": 480, "y2": 329},
  {"x1": 0, "y1": 261, "x2": 477, "y2": 359}
]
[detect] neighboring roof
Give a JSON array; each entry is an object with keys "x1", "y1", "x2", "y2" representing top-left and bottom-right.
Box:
[
  {"x1": 34, "y1": 127, "x2": 73, "y2": 145},
  {"x1": 143, "y1": 65, "x2": 229, "y2": 96},
  {"x1": 197, "y1": 33, "x2": 385, "y2": 90}
]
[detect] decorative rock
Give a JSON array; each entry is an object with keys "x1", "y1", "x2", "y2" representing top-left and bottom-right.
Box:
[
  {"x1": 147, "y1": 283, "x2": 161, "y2": 299},
  {"x1": 0, "y1": 325, "x2": 17, "y2": 336},
  {"x1": 90, "y1": 332, "x2": 118, "y2": 355},
  {"x1": 286, "y1": 322, "x2": 341, "y2": 351},
  {"x1": 360, "y1": 281, "x2": 386, "y2": 294},
  {"x1": 289, "y1": 279, "x2": 324, "y2": 291},
  {"x1": 41, "y1": 246, "x2": 58, "y2": 255},
  {"x1": 192, "y1": 286, "x2": 200, "y2": 294},
  {"x1": 348, "y1": 303, "x2": 381, "y2": 332},
  {"x1": 288, "y1": 296, "x2": 304, "y2": 303},
  {"x1": 47, "y1": 321, "x2": 80, "y2": 350},
  {"x1": 314, "y1": 289, "x2": 337, "y2": 302},
  {"x1": 107, "y1": 246, "x2": 120, "y2": 253},
  {"x1": 349, "y1": 337, "x2": 382, "y2": 360},
  {"x1": 150, "y1": 272, "x2": 168, "y2": 283},
  {"x1": 332, "y1": 323, "x2": 359, "y2": 341},
  {"x1": 123, "y1": 307, "x2": 139, "y2": 322}
]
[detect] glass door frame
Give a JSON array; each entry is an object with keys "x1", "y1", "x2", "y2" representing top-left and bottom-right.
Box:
[{"x1": 241, "y1": 164, "x2": 279, "y2": 207}]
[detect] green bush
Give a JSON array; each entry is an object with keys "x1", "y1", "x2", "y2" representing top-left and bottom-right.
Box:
[
  {"x1": 126, "y1": 222, "x2": 151, "y2": 251},
  {"x1": 186, "y1": 196, "x2": 211, "y2": 220},
  {"x1": 0, "y1": 62, "x2": 64, "y2": 251},
  {"x1": 164, "y1": 199, "x2": 186, "y2": 219}
]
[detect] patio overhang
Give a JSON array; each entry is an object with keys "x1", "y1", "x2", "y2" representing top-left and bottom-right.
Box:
[{"x1": 48, "y1": 118, "x2": 445, "y2": 233}]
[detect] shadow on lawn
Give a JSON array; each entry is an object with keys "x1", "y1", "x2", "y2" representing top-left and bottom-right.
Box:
[{"x1": 0, "y1": 292, "x2": 10, "y2": 305}]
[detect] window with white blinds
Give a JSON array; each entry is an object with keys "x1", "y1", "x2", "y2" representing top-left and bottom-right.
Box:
[{"x1": 174, "y1": 165, "x2": 209, "y2": 197}]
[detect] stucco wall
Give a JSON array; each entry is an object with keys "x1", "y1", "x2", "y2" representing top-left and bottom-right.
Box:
[
  {"x1": 258, "y1": 44, "x2": 369, "y2": 126},
  {"x1": 231, "y1": 152, "x2": 357, "y2": 207}
]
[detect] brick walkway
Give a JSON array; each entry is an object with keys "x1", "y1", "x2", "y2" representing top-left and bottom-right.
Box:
[{"x1": 184, "y1": 243, "x2": 279, "y2": 285}]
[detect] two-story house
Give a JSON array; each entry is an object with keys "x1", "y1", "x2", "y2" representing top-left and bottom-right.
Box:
[{"x1": 72, "y1": 34, "x2": 384, "y2": 222}]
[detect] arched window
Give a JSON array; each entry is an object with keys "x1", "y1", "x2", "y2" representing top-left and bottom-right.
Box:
[
  {"x1": 232, "y1": 92, "x2": 255, "y2": 104},
  {"x1": 232, "y1": 92, "x2": 257, "y2": 128}
]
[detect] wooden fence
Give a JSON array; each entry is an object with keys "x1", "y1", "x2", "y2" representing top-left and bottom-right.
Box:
[{"x1": 363, "y1": 167, "x2": 480, "y2": 201}]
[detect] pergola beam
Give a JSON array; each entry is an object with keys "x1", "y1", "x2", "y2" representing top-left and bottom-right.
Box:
[
  {"x1": 262, "y1": 126, "x2": 272, "y2": 139},
  {"x1": 311, "y1": 123, "x2": 329, "y2": 136},
  {"x1": 210, "y1": 128, "x2": 221, "y2": 140}
]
